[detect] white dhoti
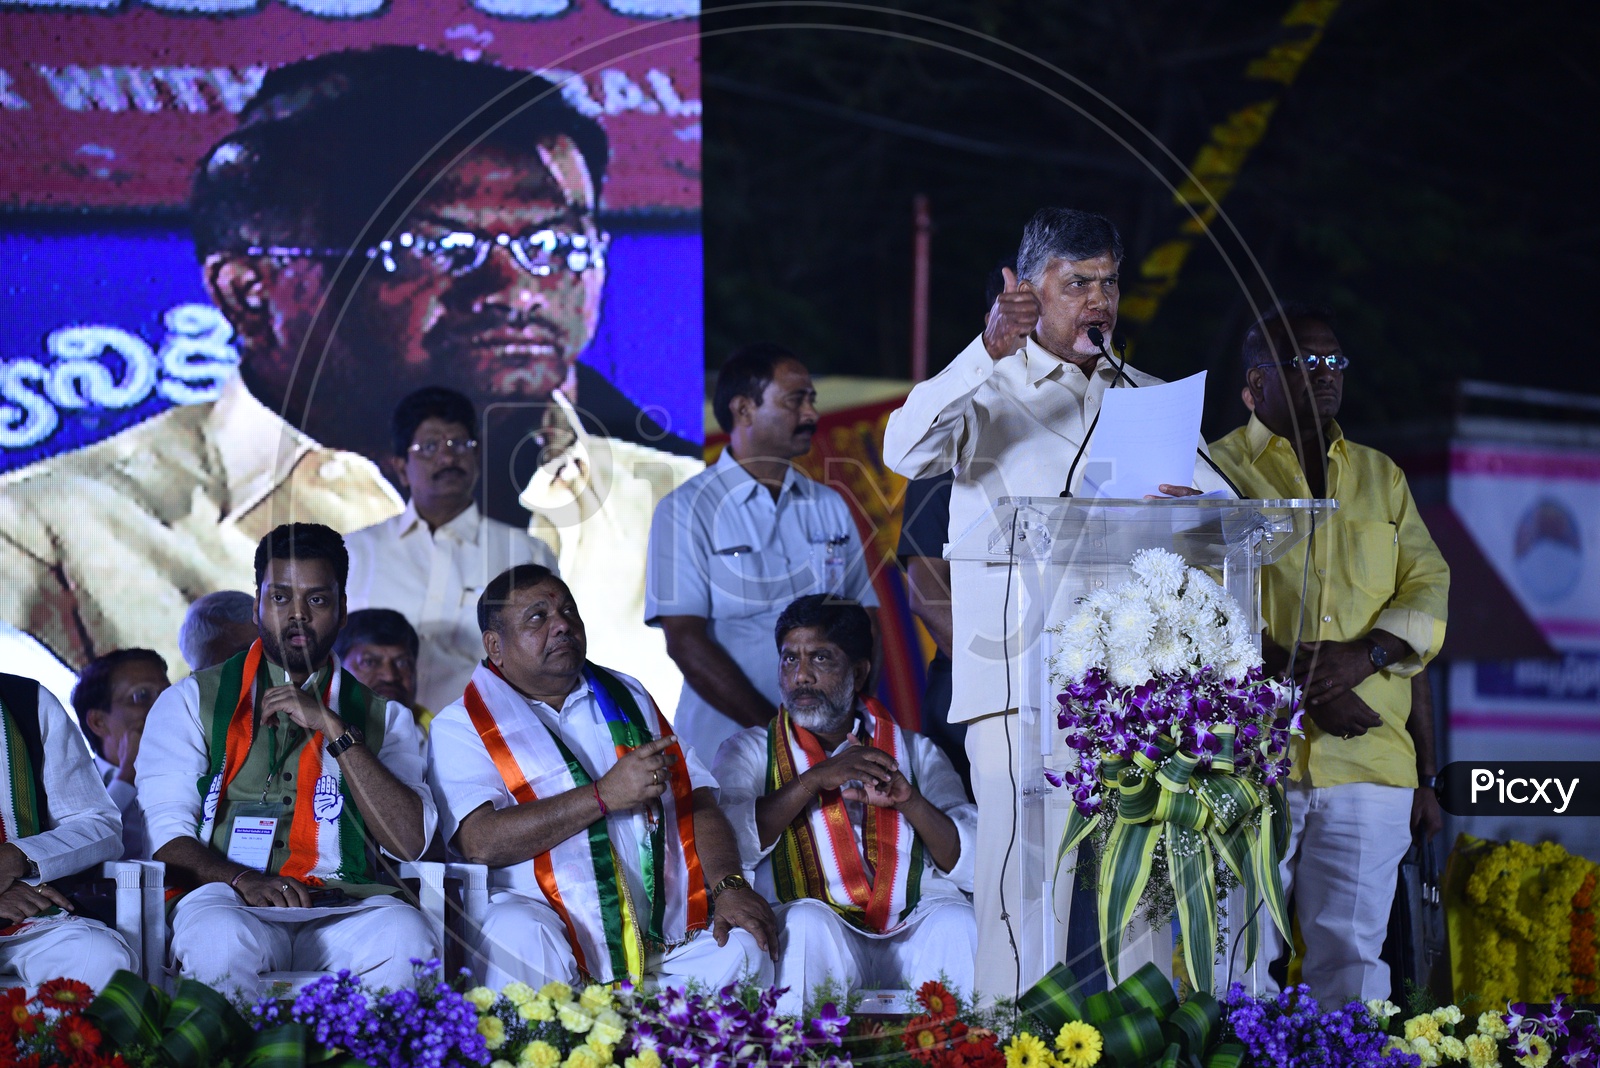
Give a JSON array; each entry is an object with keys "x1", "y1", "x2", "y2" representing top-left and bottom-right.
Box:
[
  {"x1": 0, "y1": 913, "x2": 135, "y2": 989},
  {"x1": 471, "y1": 889, "x2": 773, "y2": 991},
  {"x1": 1260, "y1": 779, "x2": 1413, "y2": 1003},
  {"x1": 170, "y1": 883, "x2": 439, "y2": 994},
  {"x1": 773, "y1": 897, "x2": 977, "y2": 1016}
]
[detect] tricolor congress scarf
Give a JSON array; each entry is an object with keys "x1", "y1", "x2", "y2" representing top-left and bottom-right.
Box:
[
  {"x1": 766, "y1": 699, "x2": 925, "y2": 934},
  {"x1": 195, "y1": 641, "x2": 378, "y2": 886},
  {"x1": 462, "y1": 659, "x2": 707, "y2": 983},
  {"x1": 0, "y1": 691, "x2": 42, "y2": 847}
]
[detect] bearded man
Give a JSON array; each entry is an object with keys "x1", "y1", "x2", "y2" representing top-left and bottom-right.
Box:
[
  {"x1": 712, "y1": 595, "x2": 976, "y2": 1015},
  {"x1": 137, "y1": 523, "x2": 438, "y2": 993}
]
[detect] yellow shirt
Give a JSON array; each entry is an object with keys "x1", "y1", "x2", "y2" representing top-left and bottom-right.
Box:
[{"x1": 1208, "y1": 415, "x2": 1449, "y2": 788}]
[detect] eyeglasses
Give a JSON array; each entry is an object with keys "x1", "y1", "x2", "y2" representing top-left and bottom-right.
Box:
[
  {"x1": 246, "y1": 226, "x2": 607, "y2": 281},
  {"x1": 408, "y1": 437, "x2": 478, "y2": 458},
  {"x1": 1254, "y1": 353, "x2": 1349, "y2": 373}
]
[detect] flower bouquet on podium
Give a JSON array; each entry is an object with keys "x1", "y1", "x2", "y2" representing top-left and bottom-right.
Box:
[{"x1": 1047, "y1": 548, "x2": 1302, "y2": 993}]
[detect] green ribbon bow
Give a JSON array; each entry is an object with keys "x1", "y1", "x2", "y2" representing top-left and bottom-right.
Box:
[
  {"x1": 1019, "y1": 961, "x2": 1245, "y2": 1068},
  {"x1": 86, "y1": 969, "x2": 365, "y2": 1067},
  {"x1": 1055, "y1": 725, "x2": 1293, "y2": 993}
]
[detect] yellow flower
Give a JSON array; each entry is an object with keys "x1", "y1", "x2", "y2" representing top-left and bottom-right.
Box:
[
  {"x1": 1464, "y1": 1034, "x2": 1500, "y2": 1068},
  {"x1": 1432, "y1": 1005, "x2": 1464, "y2": 1027},
  {"x1": 559, "y1": 1002, "x2": 596, "y2": 1034},
  {"x1": 580, "y1": 984, "x2": 614, "y2": 1014},
  {"x1": 466, "y1": 987, "x2": 499, "y2": 1012},
  {"x1": 493, "y1": 1061, "x2": 516, "y2": 1068},
  {"x1": 479, "y1": 1015, "x2": 507, "y2": 1051},
  {"x1": 1515, "y1": 1035, "x2": 1551, "y2": 1068},
  {"x1": 1405, "y1": 1015, "x2": 1444, "y2": 1046},
  {"x1": 504, "y1": 982, "x2": 539, "y2": 1007},
  {"x1": 1411, "y1": 1036, "x2": 1441, "y2": 1068},
  {"x1": 520, "y1": 997, "x2": 557, "y2": 1023},
  {"x1": 1366, "y1": 999, "x2": 1401, "y2": 1021},
  {"x1": 1005, "y1": 1031, "x2": 1054, "y2": 1068},
  {"x1": 625, "y1": 1051, "x2": 662, "y2": 1068},
  {"x1": 541, "y1": 981, "x2": 576, "y2": 1004},
  {"x1": 521, "y1": 1042, "x2": 563, "y2": 1068},
  {"x1": 1477, "y1": 1012, "x2": 1510, "y2": 1040},
  {"x1": 565, "y1": 1046, "x2": 604, "y2": 1068},
  {"x1": 591, "y1": 1010, "x2": 627, "y2": 1048},
  {"x1": 1054, "y1": 1021, "x2": 1103, "y2": 1068},
  {"x1": 1440, "y1": 1036, "x2": 1467, "y2": 1061}
]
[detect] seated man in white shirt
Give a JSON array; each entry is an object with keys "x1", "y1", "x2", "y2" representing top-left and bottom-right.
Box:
[
  {"x1": 138, "y1": 523, "x2": 439, "y2": 995},
  {"x1": 427, "y1": 563, "x2": 777, "y2": 990},
  {"x1": 346, "y1": 387, "x2": 559, "y2": 713},
  {"x1": 335, "y1": 609, "x2": 428, "y2": 732},
  {"x1": 713, "y1": 595, "x2": 977, "y2": 1015},
  {"x1": 0, "y1": 671, "x2": 136, "y2": 988},
  {"x1": 72, "y1": 648, "x2": 171, "y2": 860}
]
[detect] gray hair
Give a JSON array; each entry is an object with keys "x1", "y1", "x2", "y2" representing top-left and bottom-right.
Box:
[
  {"x1": 1015, "y1": 208, "x2": 1124, "y2": 283},
  {"x1": 178, "y1": 591, "x2": 255, "y2": 671}
]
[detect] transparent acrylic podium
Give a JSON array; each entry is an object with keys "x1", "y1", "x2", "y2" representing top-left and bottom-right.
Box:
[{"x1": 945, "y1": 495, "x2": 1335, "y2": 993}]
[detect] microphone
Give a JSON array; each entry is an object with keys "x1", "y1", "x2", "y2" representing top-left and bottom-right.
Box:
[{"x1": 1059, "y1": 329, "x2": 1127, "y2": 497}]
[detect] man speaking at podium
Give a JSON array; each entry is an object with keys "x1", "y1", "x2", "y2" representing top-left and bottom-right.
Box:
[{"x1": 882, "y1": 208, "x2": 1229, "y2": 1003}]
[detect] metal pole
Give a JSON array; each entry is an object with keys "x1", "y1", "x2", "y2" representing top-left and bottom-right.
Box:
[{"x1": 911, "y1": 194, "x2": 931, "y2": 382}]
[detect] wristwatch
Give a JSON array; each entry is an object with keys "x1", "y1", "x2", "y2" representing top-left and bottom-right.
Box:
[
  {"x1": 1418, "y1": 774, "x2": 1438, "y2": 791},
  {"x1": 1367, "y1": 639, "x2": 1392, "y2": 672},
  {"x1": 709, "y1": 873, "x2": 751, "y2": 903},
  {"x1": 325, "y1": 725, "x2": 366, "y2": 758}
]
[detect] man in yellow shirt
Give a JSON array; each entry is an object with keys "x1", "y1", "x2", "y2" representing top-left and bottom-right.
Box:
[{"x1": 1208, "y1": 305, "x2": 1448, "y2": 1004}]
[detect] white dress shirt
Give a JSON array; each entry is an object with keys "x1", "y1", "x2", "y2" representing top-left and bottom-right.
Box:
[
  {"x1": 10, "y1": 688, "x2": 123, "y2": 882},
  {"x1": 427, "y1": 669, "x2": 716, "y2": 915},
  {"x1": 645, "y1": 449, "x2": 880, "y2": 760},
  {"x1": 94, "y1": 756, "x2": 146, "y2": 861},
  {"x1": 882, "y1": 334, "x2": 1230, "y2": 723},
  {"x1": 345, "y1": 501, "x2": 558, "y2": 712},
  {"x1": 711, "y1": 711, "x2": 977, "y2": 906},
  {"x1": 137, "y1": 671, "x2": 437, "y2": 859}
]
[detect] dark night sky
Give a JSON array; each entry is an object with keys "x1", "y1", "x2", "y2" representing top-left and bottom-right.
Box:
[{"x1": 702, "y1": 1, "x2": 1600, "y2": 438}]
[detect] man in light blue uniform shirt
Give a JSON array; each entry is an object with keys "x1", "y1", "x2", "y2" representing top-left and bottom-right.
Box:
[{"x1": 646, "y1": 344, "x2": 879, "y2": 761}]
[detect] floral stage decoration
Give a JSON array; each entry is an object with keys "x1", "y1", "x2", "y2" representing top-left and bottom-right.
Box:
[
  {"x1": 7, "y1": 960, "x2": 1600, "y2": 1068},
  {"x1": 1449, "y1": 836, "x2": 1600, "y2": 1011},
  {"x1": 1047, "y1": 548, "x2": 1301, "y2": 992}
]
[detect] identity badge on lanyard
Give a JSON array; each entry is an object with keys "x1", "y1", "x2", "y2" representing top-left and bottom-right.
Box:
[
  {"x1": 225, "y1": 725, "x2": 296, "y2": 872},
  {"x1": 812, "y1": 533, "x2": 849, "y2": 595}
]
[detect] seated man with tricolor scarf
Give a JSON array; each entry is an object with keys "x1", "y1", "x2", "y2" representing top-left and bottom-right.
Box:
[
  {"x1": 138, "y1": 524, "x2": 439, "y2": 993},
  {"x1": 712, "y1": 595, "x2": 977, "y2": 1016},
  {"x1": 0, "y1": 672, "x2": 135, "y2": 988},
  {"x1": 427, "y1": 564, "x2": 778, "y2": 990}
]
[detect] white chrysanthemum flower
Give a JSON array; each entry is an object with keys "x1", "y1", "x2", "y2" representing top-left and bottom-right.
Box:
[
  {"x1": 1130, "y1": 548, "x2": 1187, "y2": 596},
  {"x1": 1109, "y1": 654, "x2": 1154, "y2": 688},
  {"x1": 1147, "y1": 636, "x2": 1190, "y2": 676},
  {"x1": 1107, "y1": 598, "x2": 1157, "y2": 657},
  {"x1": 1054, "y1": 644, "x2": 1095, "y2": 685}
]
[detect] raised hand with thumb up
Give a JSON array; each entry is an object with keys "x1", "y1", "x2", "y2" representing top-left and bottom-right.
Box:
[{"x1": 983, "y1": 266, "x2": 1041, "y2": 361}]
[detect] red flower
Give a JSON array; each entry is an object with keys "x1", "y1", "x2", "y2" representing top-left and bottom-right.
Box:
[
  {"x1": 903, "y1": 1013, "x2": 950, "y2": 1064},
  {"x1": 56, "y1": 1015, "x2": 102, "y2": 1059},
  {"x1": 953, "y1": 1025, "x2": 1003, "y2": 1068},
  {"x1": 37, "y1": 978, "x2": 94, "y2": 1014},
  {"x1": 916, "y1": 981, "x2": 958, "y2": 1022}
]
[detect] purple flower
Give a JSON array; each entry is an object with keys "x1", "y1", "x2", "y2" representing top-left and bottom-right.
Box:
[{"x1": 807, "y1": 1001, "x2": 850, "y2": 1044}]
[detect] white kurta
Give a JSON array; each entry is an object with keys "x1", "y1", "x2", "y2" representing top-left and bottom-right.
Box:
[
  {"x1": 427, "y1": 668, "x2": 770, "y2": 990},
  {"x1": 137, "y1": 666, "x2": 439, "y2": 992},
  {"x1": 712, "y1": 713, "x2": 978, "y2": 1013},
  {"x1": 645, "y1": 449, "x2": 879, "y2": 760},
  {"x1": 0, "y1": 683, "x2": 134, "y2": 988},
  {"x1": 345, "y1": 501, "x2": 559, "y2": 712},
  {"x1": 881, "y1": 333, "x2": 1230, "y2": 1003}
]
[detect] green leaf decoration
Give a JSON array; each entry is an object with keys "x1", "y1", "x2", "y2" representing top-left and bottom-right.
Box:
[
  {"x1": 1055, "y1": 801, "x2": 1100, "y2": 880},
  {"x1": 1167, "y1": 824, "x2": 1219, "y2": 993},
  {"x1": 1016, "y1": 960, "x2": 1085, "y2": 1032},
  {"x1": 1210, "y1": 820, "x2": 1261, "y2": 969},
  {"x1": 84, "y1": 969, "x2": 166, "y2": 1049},
  {"x1": 1097, "y1": 819, "x2": 1161, "y2": 982}
]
